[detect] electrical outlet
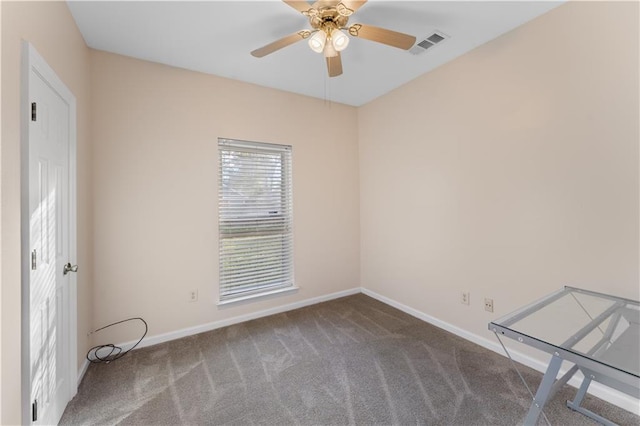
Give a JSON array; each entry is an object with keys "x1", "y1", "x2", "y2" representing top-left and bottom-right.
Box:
[
  {"x1": 188, "y1": 289, "x2": 198, "y2": 302},
  {"x1": 461, "y1": 292, "x2": 470, "y2": 305},
  {"x1": 484, "y1": 298, "x2": 494, "y2": 312}
]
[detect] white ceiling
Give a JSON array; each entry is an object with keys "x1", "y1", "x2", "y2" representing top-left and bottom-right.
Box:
[{"x1": 67, "y1": 1, "x2": 563, "y2": 106}]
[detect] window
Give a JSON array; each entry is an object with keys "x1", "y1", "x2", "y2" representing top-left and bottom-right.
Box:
[{"x1": 218, "y1": 138, "x2": 294, "y2": 302}]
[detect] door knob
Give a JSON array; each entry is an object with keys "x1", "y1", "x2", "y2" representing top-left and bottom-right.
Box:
[{"x1": 63, "y1": 263, "x2": 78, "y2": 275}]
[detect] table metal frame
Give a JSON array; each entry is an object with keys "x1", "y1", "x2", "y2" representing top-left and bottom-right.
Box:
[{"x1": 489, "y1": 286, "x2": 639, "y2": 426}]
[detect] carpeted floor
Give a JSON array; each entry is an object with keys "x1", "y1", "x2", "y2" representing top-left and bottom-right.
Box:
[{"x1": 61, "y1": 294, "x2": 639, "y2": 425}]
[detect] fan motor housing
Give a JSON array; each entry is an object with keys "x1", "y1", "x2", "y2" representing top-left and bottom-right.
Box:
[{"x1": 310, "y1": 8, "x2": 349, "y2": 29}]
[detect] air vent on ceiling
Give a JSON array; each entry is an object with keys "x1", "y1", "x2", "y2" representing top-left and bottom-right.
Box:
[{"x1": 409, "y1": 31, "x2": 448, "y2": 55}]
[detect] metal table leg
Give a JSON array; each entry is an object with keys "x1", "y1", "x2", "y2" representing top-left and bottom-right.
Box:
[
  {"x1": 567, "y1": 373, "x2": 619, "y2": 426},
  {"x1": 524, "y1": 355, "x2": 564, "y2": 425},
  {"x1": 567, "y1": 373, "x2": 591, "y2": 410}
]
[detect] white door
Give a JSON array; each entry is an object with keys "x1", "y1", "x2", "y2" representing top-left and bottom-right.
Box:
[{"x1": 24, "y1": 43, "x2": 77, "y2": 425}]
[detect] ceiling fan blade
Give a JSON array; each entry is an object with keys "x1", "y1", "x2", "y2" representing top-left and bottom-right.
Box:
[
  {"x1": 282, "y1": 1, "x2": 313, "y2": 14},
  {"x1": 340, "y1": 0, "x2": 367, "y2": 13},
  {"x1": 326, "y1": 52, "x2": 343, "y2": 77},
  {"x1": 251, "y1": 32, "x2": 307, "y2": 58},
  {"x1": 350, "y1": 24, "x2": 416, "y2": 50},
  {"x1": 311, "y1": 0, "x2": 366, "y2": 13},
  {"x1": 311, "y1": 0, "x2": 337, "y2": 9}
]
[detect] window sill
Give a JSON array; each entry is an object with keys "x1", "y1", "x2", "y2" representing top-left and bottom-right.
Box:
[{"x1": 217, "y1": 286, "x2": 299, "y2": 307}]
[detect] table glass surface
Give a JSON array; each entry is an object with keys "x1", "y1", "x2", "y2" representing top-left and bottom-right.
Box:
[{"x1": 492, "y1": 287, "x2": 639, "y2": 378}]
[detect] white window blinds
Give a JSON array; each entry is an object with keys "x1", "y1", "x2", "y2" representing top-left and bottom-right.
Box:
[{"x1": 218, "y1": 139, "x2": 293, "y2": 301}]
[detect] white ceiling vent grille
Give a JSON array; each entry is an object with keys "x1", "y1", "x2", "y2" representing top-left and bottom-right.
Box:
[{"x1": 409, "y1": 31, "x2": 448, "y2": 55}]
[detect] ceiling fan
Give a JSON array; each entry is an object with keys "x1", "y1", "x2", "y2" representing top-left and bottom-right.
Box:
[{"x1": 251, "y1": 0, "x2": 416, "y2": 77}]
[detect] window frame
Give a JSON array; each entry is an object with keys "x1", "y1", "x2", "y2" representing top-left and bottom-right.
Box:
[{"x1": 217, "y1": 138, "x2": 295, "y2": 304}]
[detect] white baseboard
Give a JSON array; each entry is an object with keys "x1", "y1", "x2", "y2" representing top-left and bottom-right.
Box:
[
  {"x1": 77, "y1": 358, "x2": 89, "y2": 387},
  {"x1": 115, "y1": 287, "x2": 361, "y2": 353},
  {"x1": 361, "y1": 288, "x2": 640, "y2": 416}
]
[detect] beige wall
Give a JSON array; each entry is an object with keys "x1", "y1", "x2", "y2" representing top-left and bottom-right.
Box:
[
  {"x1": 1, "y1": 1, "x2": 93, "y2": 424},
  {"x1": 0, "y1": 1, "x2": 3, "y2": 421},
  {"x1": 0, "y1": 1, "x2": 3, "y2": 422},
  {"x1": 89, "y1": 50, "x2": 360, "y2": 344},
  {"x1": 2, "y1": 0, "x2": 638, "y2": 422},
  {"x1": 359, "y1": 0, "x2": 638, "y2": 347}
]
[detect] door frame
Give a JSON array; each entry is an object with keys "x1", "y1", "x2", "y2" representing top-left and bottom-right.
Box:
[{"x1": 20, "y1": 41, "x2": 78, "y2": 424}]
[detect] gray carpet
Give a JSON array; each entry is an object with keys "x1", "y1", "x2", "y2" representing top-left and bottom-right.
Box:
[{"x1": 60, "y1": 294, "x2": 639, "y2": 425}]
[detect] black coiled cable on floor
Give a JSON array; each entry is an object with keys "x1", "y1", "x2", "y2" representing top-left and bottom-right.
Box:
[{"x1": 86, "y1": 317, "x2": 148, "y2": 364}]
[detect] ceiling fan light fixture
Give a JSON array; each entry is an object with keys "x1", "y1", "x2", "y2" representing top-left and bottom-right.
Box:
[
  {"x1": 323, "y1": 41, "x2": 338, "y2": 58},
  {"x1": 308, "y1": 31, "x2": 326, "y2": 53},
  {"x1": 331, "y1": 29, "x2": 349, "y2": 51}
]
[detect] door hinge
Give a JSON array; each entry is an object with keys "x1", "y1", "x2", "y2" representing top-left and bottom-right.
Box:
[
  {"x1": 32, "y1": 399, "x2": 38, "y2": 422},
  {"x1": 31, "y1": 102, "x2": 37, "y2": 121},
  {"x1": 31, "y1": 249, "x2": 37, "y2": 270}
]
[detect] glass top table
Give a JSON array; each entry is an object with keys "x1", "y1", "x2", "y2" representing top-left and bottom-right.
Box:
[{"x1": 489, "y1": 286, "x2": 640, "y2": 426}]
